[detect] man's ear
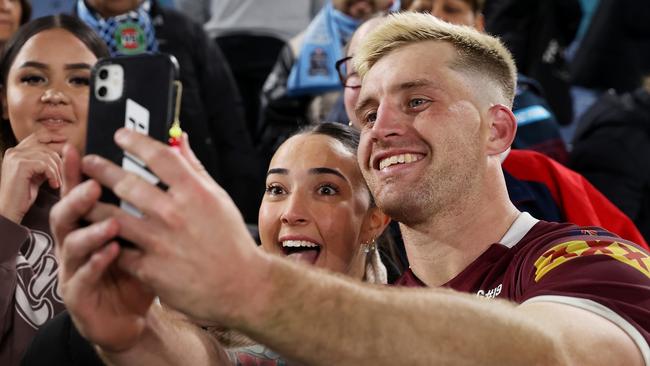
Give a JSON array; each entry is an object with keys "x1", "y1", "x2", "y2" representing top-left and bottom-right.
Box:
[
  {"x1": 474, "y1": 13, "x2": 485, "y2": 32},
  {"x1": 486, "y1": 104, "x2": 517, "y2": 156},
  {"x1": 361, "y1": 206, "x2": 391, "y2": 243}
]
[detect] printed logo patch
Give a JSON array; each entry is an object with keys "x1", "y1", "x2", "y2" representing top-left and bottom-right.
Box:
[
  {"x1": 115, "y1": 22, "x2": 145, "y2": 54},
  {"x1": 534, "y1": 240, "x2": 650, "y2": 282}
]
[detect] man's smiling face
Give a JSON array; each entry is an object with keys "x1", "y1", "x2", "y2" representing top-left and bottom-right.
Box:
[{"x1": 356, "y1": 40, "x2": 489, "y2": 225}]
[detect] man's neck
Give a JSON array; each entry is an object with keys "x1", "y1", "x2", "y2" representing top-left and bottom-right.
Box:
[
  {"x1": 401, "y1": 168, "x2": 520, "y2": 287},
  {"x1": 85, "y1": 0, "x2": 143, "y2": 18}
]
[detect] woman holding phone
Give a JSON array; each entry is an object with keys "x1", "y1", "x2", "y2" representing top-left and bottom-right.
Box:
[{"x1": 0, "y1": 15, "x2": 108, "y2": 364}]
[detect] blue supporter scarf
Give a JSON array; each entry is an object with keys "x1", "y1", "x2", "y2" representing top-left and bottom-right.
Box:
[
  {"x1": 286, "y1": 2, "x2": 361, "y2": 97},
  {"x1": 77, "y1": 0, "x2": 159, "y2": 56}
]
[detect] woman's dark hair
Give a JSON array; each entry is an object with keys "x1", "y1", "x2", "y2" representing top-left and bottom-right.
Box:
[
  {"x1": 297, "y1": 121, "x2": 361, "y2": 156},
  {"x1": 0, "y1": 14, "x2": 109, "y2": 153},
  {"x1": 292, "y1": 122, "x2": 405, "y2": 279}
]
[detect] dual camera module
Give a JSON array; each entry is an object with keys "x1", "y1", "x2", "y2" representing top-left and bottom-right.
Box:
[{"x1": 94, "y1": 64, "x2": 124, "y2": 102}]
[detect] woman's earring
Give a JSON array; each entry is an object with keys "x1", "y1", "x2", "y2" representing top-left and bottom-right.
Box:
[{"x1": 363, "y1": 238, "x2": 377, "y2": 254}]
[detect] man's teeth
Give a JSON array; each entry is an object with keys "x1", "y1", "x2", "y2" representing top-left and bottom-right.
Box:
[
  {"x1": 379, "y1": 153, "x2": 421, "y2": 170},
  {"x1": 282, "y1": 240, "x2": 319, "y2": 248}
]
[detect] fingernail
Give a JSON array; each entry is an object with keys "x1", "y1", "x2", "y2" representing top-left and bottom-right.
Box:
[{"x1": 114, "y1": 128, "x2": 127, "y2": 142}]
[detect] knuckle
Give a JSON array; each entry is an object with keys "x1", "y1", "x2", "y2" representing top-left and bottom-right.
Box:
[
  {"x1": 148, "y1": 146, "x2": 177, "y2": 169},
  {"x1": 113, "y1": 173, "x2": 140, "y2": 197},
  {"x1": 157, "y1": 203, "x2": 183, "y2": 227}
]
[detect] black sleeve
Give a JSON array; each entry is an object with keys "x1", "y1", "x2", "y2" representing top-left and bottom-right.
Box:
[
  {"x1": 570, "y1": 124, "x2": 649, "y2": 230},
  {"x1": 257, "y1": 44, "x2": 312, "y2": 169}
]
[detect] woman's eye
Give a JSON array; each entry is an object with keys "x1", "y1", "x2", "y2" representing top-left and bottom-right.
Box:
[
  {"x1": 317, "y1": 184, "x2": 339, "y2": 196},
  {"x1": 265, "y1": 184, "x2": 286, "y2": 196},
  {"x1": 70, "y1": 76, "x2": 90, "y2": 86},
  {"x1": 20, "y1": 75, "x2": 45, "y2": 85}
]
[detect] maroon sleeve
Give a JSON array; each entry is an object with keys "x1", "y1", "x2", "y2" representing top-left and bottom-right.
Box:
[{"x1": 517, "y1": 236, "x2": 650, "y2": 361}]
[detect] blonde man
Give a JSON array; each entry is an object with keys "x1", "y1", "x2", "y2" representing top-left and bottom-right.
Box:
[{"x1": 52, "y1": 12, "x2": 649, "y2": 366}]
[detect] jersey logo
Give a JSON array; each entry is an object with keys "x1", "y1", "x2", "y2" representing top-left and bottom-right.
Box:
[{"x1": 534, "y1": 240, "x2": 650, "y2": 282}]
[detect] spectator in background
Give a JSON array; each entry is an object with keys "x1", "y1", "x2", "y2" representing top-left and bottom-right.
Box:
[
  {"x1": 570, "y1": 76, "x2": 650, "y2": 242},
  {"x1": 28, "y1": 0, "x2": 172, "y2": 19},
  {"x1": 0, "y1": 15, "x2": 108, "y2": 364},
  {"x1": 565, "y1": 0, "x2": 650, "y2": 143},
  {"x1": 74, "y1": 0, "x2": 262, "y2": 223},
  {"x1": 570, "y1": 0, "x2": 650, "y2": 101},
  {"x1": 257, "y1": 0, "x2": 392, "y2": 169},
  {"x1": 0, "y1": 0, "x2": 30, "y2": 50},
  {"x1": 483, "y1": 0, "x2": 582, "y2": 126}
]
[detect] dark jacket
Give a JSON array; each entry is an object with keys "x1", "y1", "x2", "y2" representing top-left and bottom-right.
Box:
[
  {"x1": 484, "y1": 0, "x2": 582, "y2": 124},
  {"x1": 511, "y1": 74, "x2": 568, "y2": 164},
  {"x1": 76, "y1": 1, "x2": 263, "y2": 223},
  {"x1": 570, "y1": 0, "x2": 650, "y2": 93},
  {"x1": 570, "y1": 88, "x2": 650, "y2": 241}
]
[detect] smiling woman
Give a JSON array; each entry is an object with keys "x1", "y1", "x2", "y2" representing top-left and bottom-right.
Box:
[
  {"x1": 0, "y1": 14, "x2": 108, "y2": 364},
  {"x1": 260, "y1": 122, "x2": 390, "y2": 280}
]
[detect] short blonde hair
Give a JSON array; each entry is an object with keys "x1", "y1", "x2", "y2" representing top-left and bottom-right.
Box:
[{"x1": 354, "y1": 12, "x2": 517, "y2": 106}]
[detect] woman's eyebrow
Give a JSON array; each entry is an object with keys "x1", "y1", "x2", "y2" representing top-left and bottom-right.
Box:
[
  {"x1": 309, "y1": 167, "x2": 348, "y2": 182},
  {"x1": 64, "y1": 63, "x2": 92, "y2": 70},
  {"x1": 19, "y1": 61, "x2": 48, "y2": 70},
  {"x1": 18, "y1": 62, "x2": 92, "y2": 71},
  {"x1": 267, "y1": 168, "x2": 289, "y2": 176}
]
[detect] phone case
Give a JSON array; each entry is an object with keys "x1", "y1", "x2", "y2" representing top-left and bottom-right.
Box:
[{"x1": 85, "y1": 54, "x2": 180, "y2": 239}]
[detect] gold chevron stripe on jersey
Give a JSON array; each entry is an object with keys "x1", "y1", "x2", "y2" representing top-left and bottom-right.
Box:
[{"x1": 533, "y1": 240, "x2": 650, "y2": 282}]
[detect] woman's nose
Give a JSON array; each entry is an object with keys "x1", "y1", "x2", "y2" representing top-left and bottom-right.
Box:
[
  {"x1": 40, "y1": 89, "x2": 68, "y2": 105},
  {"x1": 280, "y1": 194, "x2": 310, "y2": 225}
]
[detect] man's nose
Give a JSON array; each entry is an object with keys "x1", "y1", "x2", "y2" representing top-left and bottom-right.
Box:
[{"x1": 369, "y1": 103, "x2": 408, "y2": 142}]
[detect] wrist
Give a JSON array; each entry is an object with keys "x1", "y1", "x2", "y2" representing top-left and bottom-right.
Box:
[
  {"x1": 0, "y1": 201, "x2": 23, "y2": 224},
  {"x1": 218, "y1": 250, "x2": 277, "y2": 329}
]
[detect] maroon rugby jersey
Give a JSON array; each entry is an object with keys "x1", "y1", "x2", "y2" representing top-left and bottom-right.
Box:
[{"x1": 396, "y1": 214, "x2": 650, "y2": 363}]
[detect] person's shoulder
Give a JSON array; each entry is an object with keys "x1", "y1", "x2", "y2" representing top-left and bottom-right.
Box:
[
  {"x1": 515, "y1": 221, "x2": 648, "y2": 276},
  {"x1": 513, "y1": 221, "x2": 625, "y2": 260},
  {"x1": 521, "y1": 221, "x2": 625, "y2": 245},
  {"x1": 573, "y1": 89, "x2": 650, "y2": 142},
  {"x1": 153, "y1": 4, "x2": 205, "y2": 39}
]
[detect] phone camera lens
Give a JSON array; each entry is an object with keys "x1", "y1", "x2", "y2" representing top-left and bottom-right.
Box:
[
  {"x1": 99, "y1": 69, "x2": 109, "y2": 80},
  {"x1": 98, "y1": 86, "x2": 108, "y2": 97}
]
